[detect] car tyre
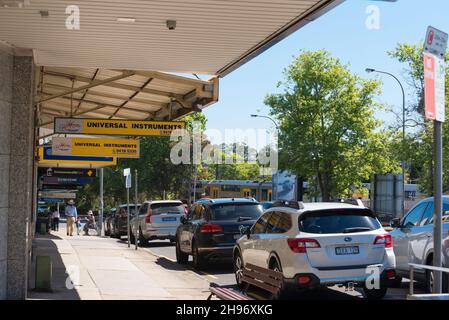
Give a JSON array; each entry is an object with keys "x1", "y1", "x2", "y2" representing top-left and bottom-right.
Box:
[
  {"x1": 269, "y1": 259, "x2": 285, "y2": 300},
  {"x1": 425, "y1": 268, "x2": 434, "y2": 293},
  {"x1": 192, "y1": 240, "x2": 205, "y2": 270},
  {"x1": 138, "y1": 227, "x2": 148, "y2": 247},
  {"x1": 176, "y1": 239, "x2": 188, "y2": 264},
  {"x1": 129, "y1": 227, "x2": 135, "y2": 244},
  {"x1": 233, "y1": 250, "x2": 245, "y2": 290},
  {"x1": 363, "y1": 284, "x2": 388, "y2": 300}
]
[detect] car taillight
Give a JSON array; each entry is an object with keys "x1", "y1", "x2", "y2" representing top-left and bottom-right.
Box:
[
  {"x1": 145, "y1": 209, "x2": 152, "y2": 224},
  {"x1": 287, "y1": 238, "x2": 321, "y2": 253},
  {"x1": 200, "y1": 224, "x2": 224, "y2": 233},
  {"x1": 374, "y1": 234, "x2": 392, "y2": 248},
  {"x1": 386, "y1": 270, "x2": 396, "y2": 280}
]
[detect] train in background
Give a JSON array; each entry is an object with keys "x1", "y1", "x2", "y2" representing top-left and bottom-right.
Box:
[{"x1": 193, "y1": 180, "x2": 426, "y2": 215}]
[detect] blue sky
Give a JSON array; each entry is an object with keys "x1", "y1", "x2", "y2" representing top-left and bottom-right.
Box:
[{"x1": 202, "y1": 0, "x2": 449, "y2": 147}]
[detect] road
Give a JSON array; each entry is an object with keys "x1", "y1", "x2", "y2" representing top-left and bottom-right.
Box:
[{"x1": 137, "y1": 239, "x2": 422, "y2": 300}]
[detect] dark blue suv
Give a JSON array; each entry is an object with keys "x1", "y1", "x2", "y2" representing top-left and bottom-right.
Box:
[{"x1": 175, "y1": 198, "x2": 263, "y2": 269}]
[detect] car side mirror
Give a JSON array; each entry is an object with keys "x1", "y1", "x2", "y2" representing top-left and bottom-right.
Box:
[
  {"x1": 180, "y1": 216, "x2": 187, "y2": 224},
  {"x1": 390, "y1": 218, "x2": 401, "y2": 229}
]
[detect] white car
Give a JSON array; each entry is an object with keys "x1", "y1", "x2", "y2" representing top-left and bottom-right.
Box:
[
  {"x1": 233, "y1": 200, "x2": 396, "y2": 299},
  {"x1": 130, "y1": 200, "x2": 184, "y2": 246}
]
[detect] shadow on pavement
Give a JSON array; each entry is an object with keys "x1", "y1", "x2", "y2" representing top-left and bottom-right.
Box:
[{"x1": 28, "y1": 233, "x2": 81, "y2": 300}]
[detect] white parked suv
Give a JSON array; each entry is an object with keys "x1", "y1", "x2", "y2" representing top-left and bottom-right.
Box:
[
  {"x1": 129, "y1": 200, "x2": 184, "y2": 246},
  {"x1": 233, "y1": 200, "x2": 396, "y2": 299}
]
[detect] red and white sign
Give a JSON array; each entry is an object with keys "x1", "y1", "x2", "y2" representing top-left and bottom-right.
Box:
[
  {"x1": 424, "y1": 52, "x2": 445, "y2": 122},
  {"x1": 425, "y1": 26, "x2": 448, "y2": 58}
]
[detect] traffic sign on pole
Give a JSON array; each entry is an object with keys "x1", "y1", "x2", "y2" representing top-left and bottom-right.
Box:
[
  {"x1": 424, "y1": 25, "x2": 447, "y2": 294},
  {"x1": 425, "y1": 26, "x2": 448, "y2": 59}
]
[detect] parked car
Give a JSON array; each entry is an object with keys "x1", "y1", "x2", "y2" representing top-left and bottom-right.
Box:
[
  {"x1": 389, "y1": 196, "x2": 449, "y2": 292},
  {"x1": 110, "y1": 204, "x2": 140, "y2": 239},
  {"x1": 233, "y1": 200, "x2": 396, "y2": 300},
  {"x1": 130, "y1": 200, "x2": 184, "y2": 246},
  {"x1": 175, "y1": 198, "x2": 263, "y2": 269},
  {"x1": 104, "y1": 208, "x2": 116, "y2": 236}
]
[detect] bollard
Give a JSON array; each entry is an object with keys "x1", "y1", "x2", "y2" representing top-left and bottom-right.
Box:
[{"x1": 35, "y1": 255, "x2": 52, "y2": 292}]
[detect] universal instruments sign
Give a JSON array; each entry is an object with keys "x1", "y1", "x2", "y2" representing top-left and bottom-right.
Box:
[{"x1": 54, "y1": 118, "x2": 186, "y2": 136}]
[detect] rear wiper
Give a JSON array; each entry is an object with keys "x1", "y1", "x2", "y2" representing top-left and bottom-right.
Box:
[
  {"x1": 237, "y1": 216, "x2": 253, "y2": 222},
  {"x1": 343, "y1": 227, "x2": 371, "y2": 233}
]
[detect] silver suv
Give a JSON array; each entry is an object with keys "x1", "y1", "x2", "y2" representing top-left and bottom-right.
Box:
[
  {"x1": 390, "y1": 196, "x2": 449, "y2": 292},
  {"x1": 130, "y1": 200, "x2": 184, "y2": 246}
]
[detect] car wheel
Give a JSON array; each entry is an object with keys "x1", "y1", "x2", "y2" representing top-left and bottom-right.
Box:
[
  {"x1": 129, "y1": 227, "x2": 135, "y2": 244},
  {"x1": 425, "y1": 268, "x2": 434, "y2": 293},
  {"x1": 233, "y1": 250, "x2": 245, "y2": 290},
  {"x1": 138, "y1": 227, "x2": 147, "y2": 247},
  {"x1": 269, "y1": 258, "x2": 284, "y2": 299},
  {"x1": 192, "y1": 241, "x2": 205, "y2": 270},
  {"x1": 176, "y1": 239, "x2": 188, "y2": 264},
  {"x1": 363, "y1": 284, "x2": 388, "y2": 300}
]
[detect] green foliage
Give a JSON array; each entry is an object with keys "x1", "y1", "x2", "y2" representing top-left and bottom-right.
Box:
[
  {"x1": 265, "y1": 49, "x2": 399, "y2": 200},
  {"x1": 388, "y1": 43, "x2": 449, "y2": 195}
]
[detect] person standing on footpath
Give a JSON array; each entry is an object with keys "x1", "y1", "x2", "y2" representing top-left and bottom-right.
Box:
[
  {"x1": 52, "y1": 206, "x2": 60, "y2": 231},
  {"x1": 65, "y1": 199, "x2": 78, "y2": 236}
]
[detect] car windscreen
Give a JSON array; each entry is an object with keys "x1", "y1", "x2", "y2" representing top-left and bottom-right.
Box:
[
  {"x1": 150, "y1": 203, "x2": 183, "y2": 215},
  {"x1": 298, "y1": 209, "x2": 381, "y2": 234},
  {"x1": 210, "y1": 203, "x2": 263, "y2": 221}
]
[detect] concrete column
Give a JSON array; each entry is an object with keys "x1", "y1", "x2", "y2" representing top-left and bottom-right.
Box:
[
  {"x1": 0, "y1": 44, "x2": 14, "y2": 300},
  {"x1": 0, "y1": 43, "x2": 35, "y2": 300}
]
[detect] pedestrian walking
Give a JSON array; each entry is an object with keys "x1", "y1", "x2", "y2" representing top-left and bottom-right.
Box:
[
  {"x1": 65, "y1": 199, "x2": 78, "y2": 236},
  {"x1": 52, "y1": 206, "x2": 60, "y2": 231},
  {"x1": 75, "y1": 216, "x2": 81, "y2": 235}
]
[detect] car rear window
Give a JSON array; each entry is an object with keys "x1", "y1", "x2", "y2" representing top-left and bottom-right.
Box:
[
  {"x1": 298, "y1": 209, "x2": 381, "y2": 234},
  {"x1": 150, "y1": 202, "x2": 183, "y2": 215},
  {"x1": 210, "y1": 203, "x2": 263, "y2": 221}
]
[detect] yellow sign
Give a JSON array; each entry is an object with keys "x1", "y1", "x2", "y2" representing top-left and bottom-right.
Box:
[
  {"x1": 52, "y1": 137, "x2": 140, "y2": 158},
  {"x1": 54, "y1": 118, "x2": 185, "y2": 136},
  {"x1": 38, "y1": 146, "x2": 117, "y2": 166}
]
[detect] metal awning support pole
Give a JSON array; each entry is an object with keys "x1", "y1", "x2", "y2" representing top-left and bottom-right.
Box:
[
  {"x1": 135, "y1": 169, "x2": 138, "y2": 250},
  {"x1": 99, "y1": 168, "x2": 104, "y2": 237},
  {"x1": 433, "y1": 120, "x2": 443, "y2": 293}
]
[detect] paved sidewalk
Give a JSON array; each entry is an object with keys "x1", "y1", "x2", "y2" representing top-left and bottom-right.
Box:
[{"x1": 28, "y1": 227, "x2": 211, "y2": 300}]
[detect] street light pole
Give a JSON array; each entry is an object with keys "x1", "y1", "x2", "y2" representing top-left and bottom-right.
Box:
[
  {"x1": 366, "y1": 68, "x2": 406, "y2": 217},
  {"x1": 250, "y1": 114, "x2": 279, "y2": 199}
]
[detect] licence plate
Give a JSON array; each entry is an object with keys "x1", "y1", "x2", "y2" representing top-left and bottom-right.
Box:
[
  {"x1": 162, "y1": 217, "x2": 176, "y2": 222},
  {"x1": 335, "y1": 246, "x2": 359, "y2": 255}
]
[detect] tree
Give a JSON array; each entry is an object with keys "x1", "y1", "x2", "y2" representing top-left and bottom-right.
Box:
[
  {"x1": 265, "y1": 49, "x2": 399, "y2": 201},
  {"x1": 388, "y1": 43, "x2": 449, "y2": 195}
]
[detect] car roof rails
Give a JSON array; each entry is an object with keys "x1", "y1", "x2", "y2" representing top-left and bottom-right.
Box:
[
  {"x1": 334, "y1": 198, "x2": 365, "y2": 208},
  {"x1": 271, "y1": 200, "x2": 304, "y2": 210}
]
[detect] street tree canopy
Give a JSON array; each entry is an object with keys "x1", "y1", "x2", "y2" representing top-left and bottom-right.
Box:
[{"x1": 265, "y1": 49, "x2": 399, "y2": 201}]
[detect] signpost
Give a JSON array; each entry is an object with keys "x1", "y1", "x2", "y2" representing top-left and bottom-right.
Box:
[
  {"x1": 42, "y1": 176, "x2": 94, "y2": 185},
  {"x1": 124, "y1": 168, "x2": 131, "y2": 248},
  {"x1": 52, "y1": 137, "x2": 140, "y2": 158},
  {"x1": 38, "y1": 191, "x2": 76, "y2": 199},
  {"x1": 54, "y1": 118, "x2": 185, "y2": 137},
  {"x1": 424, "y1": 25, "x2": 447, "y2": 294},
  {"x1": 38, "y1": 146, "x2": 117, "y2": 166},
  {"x1": 39, "y1": 167, "x2": 97, "y2": 178}
]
